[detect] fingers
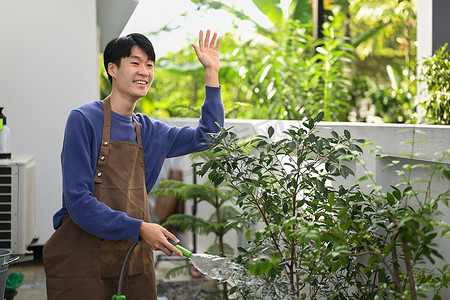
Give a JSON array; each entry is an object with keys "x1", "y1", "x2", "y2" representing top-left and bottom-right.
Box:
[
  {"x1": 161, "y1": 228, "x2": 183, "y2": 257},
  {"x1": 204, "y1": 30, "x2": 210, "y2": 48},
  {"x1": 163, "y1": 240, "x2": 183, "y2": 257},
  {"x1": 191, "y1": 43, "x2": 199, "y2": 55},
  {"x1": 139, "y1": 222, "x2": 183, "y2": 257},
  {"x1": 199, "y1": 30, "x2": 204, "y2": 50},
  {"x1": 198, "y1": 29, "x2": 219, "y2": 50},
  {"x1": 214, "y1": 38, "x2": 220, "y2": 51},
  {"x1": 161, "y1": 226, "x2": 179, "y2": 244},
  {"x1": 209, "y1": 32, "x2": 217, "y2": 49}
]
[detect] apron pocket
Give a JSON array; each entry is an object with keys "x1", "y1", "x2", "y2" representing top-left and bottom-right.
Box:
[
  {"x1": 43, "y1": 218, "x2": 97, "y2": 279},
  {"x1": 100, "y1": 239, "x2": 123, "y2": 278}
]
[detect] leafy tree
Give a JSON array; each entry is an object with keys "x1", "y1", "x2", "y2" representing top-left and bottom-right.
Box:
[{"x1": 198, "y1": 113, "x2": 450, "y2": 299}]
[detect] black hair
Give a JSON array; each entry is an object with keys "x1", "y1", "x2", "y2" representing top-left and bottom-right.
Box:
[{"x1": 103, "y1": 33, "x2": 156, "y2": 84}]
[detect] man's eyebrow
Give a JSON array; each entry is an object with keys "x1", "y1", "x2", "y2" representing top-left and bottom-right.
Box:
[{"x1": 129, "y1": 55, "x2": 152, "y2": 62}]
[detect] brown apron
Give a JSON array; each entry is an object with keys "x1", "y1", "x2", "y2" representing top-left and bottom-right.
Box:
[{"x1": 43, "y1": 98, "x2": 156, "y2": 299}]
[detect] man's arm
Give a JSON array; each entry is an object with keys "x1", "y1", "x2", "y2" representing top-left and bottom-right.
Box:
[
  {"x1": 138, "y1": 30, "x2": 222, "y2": 257},
  {"x1": 191, "y1": 29, "x2": 220, "y2": 87}
]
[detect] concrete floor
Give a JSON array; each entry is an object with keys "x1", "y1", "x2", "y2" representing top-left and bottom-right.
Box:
[
  {"x1": 5, "y1": 250, "x2": 206, "y2": 300},
  {"x1": 8, "y1": 256, "x2": 46, "y2": 300}
]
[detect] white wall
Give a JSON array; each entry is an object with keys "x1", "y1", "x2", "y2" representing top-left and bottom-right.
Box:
[{"x1": 0, "y1": 0, "x2": 99, "y2": 244}]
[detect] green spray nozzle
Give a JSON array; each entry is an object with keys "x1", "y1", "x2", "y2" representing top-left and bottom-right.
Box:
[
  {"x1": 167, "y1": 238, "x2": 193, "y2": 258},
  {"x1": 175, "y1": 244, "x2": 192, "y2": 258}
]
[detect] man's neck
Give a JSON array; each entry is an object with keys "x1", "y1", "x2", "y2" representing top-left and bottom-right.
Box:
[{"x1": 108, "y1": 91, "x2": 139, "y2": 117}]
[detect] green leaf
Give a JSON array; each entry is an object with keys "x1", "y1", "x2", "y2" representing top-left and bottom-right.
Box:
[
  {"x1": 230, "y1": 285, "x2": 239, "y2": 294},
  {"x1": 214, "y1": 176, "x2": 224, "y2": 186},
  {"x1": 288, "y1": 0, "x2": 311, "y2": 23},
  {"x1": 315, "y1": 111, "x2": 325, "y2": 122},
  {"x1": 393, "y1": 190, "x2": 401, "y2": 200},
  {"x1": 273, "y1": 214, "x2": 282, "y2": 224},
  {"x1": 443, "y1": 169, "x2": 450, "y2": 181},
  {"x1": 252, "y1": 0, "x2": 284, "y2": 27},
  {"x1": 353, "y1": 22, "x2": 388, "y2": 48},
  {"x1": 338, "y1": 206, "x2": 349, "y2": 219},
  {"x1": 268, "y1": 126, "x2": 275, "y2": 138},
  {"x1": 237, "y1": 246, "x2": 248, "y2": 253},
  {"x1": 245, "y1": 229, "x2": 252, "y2": 241},
  {"x1": 403, "y1": 186, "x2": 412, "y2": 196},
  {"x1": 340, "y1": 218, "x2": 352, "y2": 231},
  {"x1": 384, "y1": 242, "x2": 395, "y2": 256},
  {"x1": 386, "y1": 193, "x2": 395, "y2": 206},
  {"x1": 328, "y1": 192, "x2": 335, "y2": 206},
  {"x1": 344, "y1": 129, "x2": 351, "y2": 139}
]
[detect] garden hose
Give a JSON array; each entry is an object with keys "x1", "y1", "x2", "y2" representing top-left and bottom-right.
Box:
[
  {"x1": 111, "y1": 241, "x2": 139, "y2": 300},
  {"x1": 111, "y1": 239, "x2": 189, "y2": 300}
]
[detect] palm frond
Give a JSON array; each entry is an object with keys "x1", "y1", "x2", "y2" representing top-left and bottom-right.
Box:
[
  {"x1": 181, "y1": 184, "x2": 219, "y2": 204},
  {"x1": 207, "y1": 206, "x2": 240, "y2": 223},
  {"x1": 162, "y1": 214, "x2": 209, "y2": 234},
  {"x1": 164, "y1": 262, "x2": 192, "y2": 279},
  {"x1": 207, "y1": 242, "x2": 235, "y2": 256},
  {"x1": 150, "y1": 179, "x2": 187, "y2": 198}
]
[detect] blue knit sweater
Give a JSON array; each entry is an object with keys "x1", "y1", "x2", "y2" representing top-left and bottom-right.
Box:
[{"x1": 52, "y1": 86, "x2": 223, "y2": 242}]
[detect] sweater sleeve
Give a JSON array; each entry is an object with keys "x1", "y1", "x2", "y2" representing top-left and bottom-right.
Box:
[
  {"x1": 60, "y1": 110, "x2": 142, "y2": 241},
  {"x1": 164, "y1": 85, "x2": 224, "y2": 158}
]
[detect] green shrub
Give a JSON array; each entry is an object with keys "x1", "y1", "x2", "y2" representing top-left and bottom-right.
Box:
[{"x1": 198, "y1": 113, "x2": 450, "y2": 299}]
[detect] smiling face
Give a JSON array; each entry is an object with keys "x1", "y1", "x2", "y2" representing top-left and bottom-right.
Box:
[{"x1": 108, "y1": 46, "x2": 154, "y2": 101}]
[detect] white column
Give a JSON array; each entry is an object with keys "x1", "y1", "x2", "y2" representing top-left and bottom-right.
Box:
[
  {"x1": 417, "y1": 0, "x2": 450, "y2": 120},
  {"x1": 416, "y1": 0, "x2": 433, "y2": 119}
]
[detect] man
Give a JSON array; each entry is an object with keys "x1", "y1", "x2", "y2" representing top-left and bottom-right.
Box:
[{"x1": 43, "y1": 29, "x2": 223, "y2": 299}]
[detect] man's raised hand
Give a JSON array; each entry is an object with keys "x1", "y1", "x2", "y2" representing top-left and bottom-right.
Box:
[{"x1": 192, "y1": 29, "x2": 220, "y2": 87}]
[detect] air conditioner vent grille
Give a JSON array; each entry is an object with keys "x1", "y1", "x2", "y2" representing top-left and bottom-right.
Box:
[
  {"x1": 0, "y1": 166, "x2": 12, "y2": 251},
  {"x1": 0, "y1": 195, "x2": 10, "y2": 203},
  {"x1": 0, "y1": 156, "x2": 35, "y2": 254},
  {"x1": 0, "y1": 205, "x2": 11, "y2": 212},
  {"x1": 0, "y1": 168, "x2": 11, "y2": 175}
]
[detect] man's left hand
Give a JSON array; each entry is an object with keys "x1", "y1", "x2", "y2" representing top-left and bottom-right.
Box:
[{"x1": 192, "y1": 29, "x2": 220, "y2": 87}]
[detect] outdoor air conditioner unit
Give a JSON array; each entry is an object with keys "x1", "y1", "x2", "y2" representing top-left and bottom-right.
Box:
[{"x1": 0, "y1": 155, "x2": 35, "y2": 255}]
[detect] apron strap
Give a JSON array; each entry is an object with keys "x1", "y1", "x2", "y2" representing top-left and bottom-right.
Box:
[
  {"x1": 133, "y1": 117, "x2": 143, "y2": 148},
  {"x1": 101, "y1": 97, "x2": 112, "y2": 143},
  {"x1": 95, "y1": 98, "x2": 112, "y2": 184},
  {"x1": 95, "y1": 97, "x2": 144, "y2": 183}
]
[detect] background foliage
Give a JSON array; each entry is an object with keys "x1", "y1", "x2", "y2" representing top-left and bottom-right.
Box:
[
  {"x1": 419, "y1": 44, "x2": 450, "y2": 125},
  {"x1": 100, "y1": 0, "x2": 422, "y2": 123}
]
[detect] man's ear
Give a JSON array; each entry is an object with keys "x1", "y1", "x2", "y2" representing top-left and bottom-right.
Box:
[{"x1": 108, "y1": 62, "x2": 118, "y2": 79}]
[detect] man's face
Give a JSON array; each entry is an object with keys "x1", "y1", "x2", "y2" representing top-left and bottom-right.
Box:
[{"x1": 109, "y1": 46, "x2": 154, "y2": 100}]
